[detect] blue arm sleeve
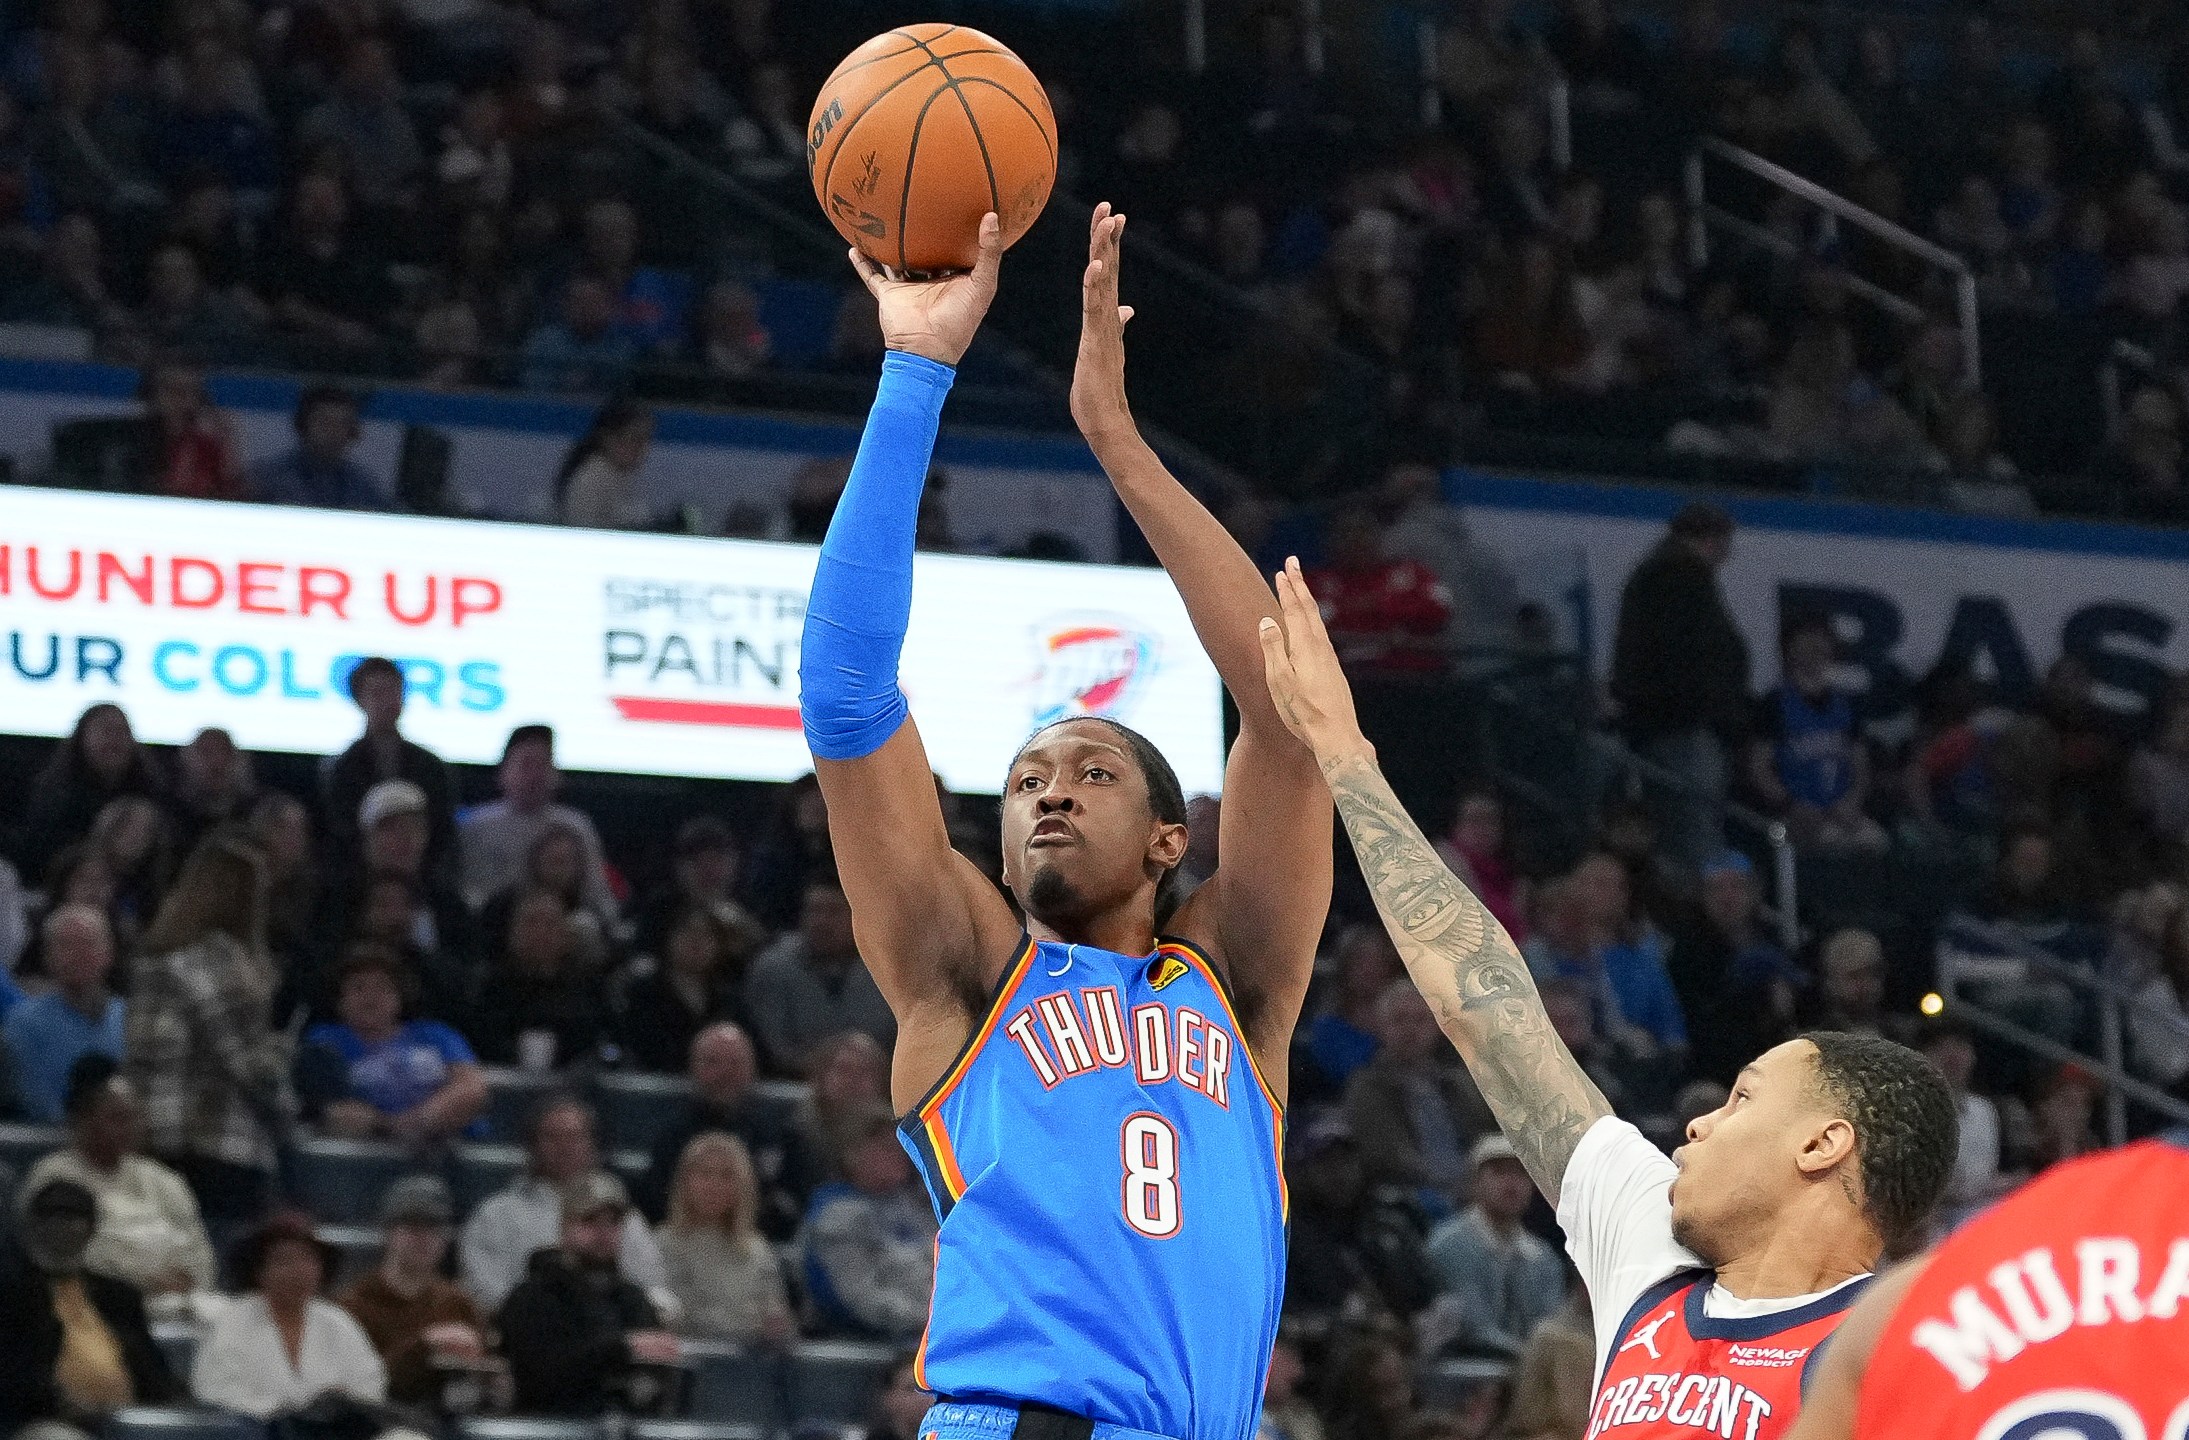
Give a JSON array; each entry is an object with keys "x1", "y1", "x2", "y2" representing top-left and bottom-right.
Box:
[{"x1": 799, "y1": 350, "x2": 955, "y2": 760}]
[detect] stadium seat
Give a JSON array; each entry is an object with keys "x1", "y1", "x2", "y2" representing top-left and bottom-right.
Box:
[
  {"x1": 457, "y1": 1421, "x2": 606, "y2": 1440},
  {"x1": 149, "y1": 1321, "x2": 199, "y2": 1382},
  {"x1": 1416, "y1": 1357, "x2": 1512, "y2": 1414},
  {"x1": 315, "y1": 1223, "x2": 385, "y2": 1287},
  {"x1": 595, "y1": 1071, "x2": 694, "y2": 1154},
  {"x1": 103, "y1": 1406, "x2": 260, "y2": 1440},
  {"x1": 482, "y1": 1066, "x2": 564, "y2": 1144},
  {"x1": 683, "y1": 1342, "x2": 788, "y2": 1430},
  {"x1": 748, "y1": 1080, "x2": 809, "y2": 1133},
  {"x1": 786, "y1": 1340, "x2": 895, "y2": 1425},
  {"x1": 453, "y1": 1142, "x2": 528, "y2": 1214},
  {"x1": 630, "y1": 1422, "x2": 766, "y2": 1440},
  {"x1": 289, "y1": 1138, "x2": 410, "y2": 1224},
  {"x1": 0, "y1": 1122, "x2": 64, "y2": 1178}
]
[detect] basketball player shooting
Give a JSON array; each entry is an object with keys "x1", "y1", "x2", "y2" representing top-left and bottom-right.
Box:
[
  {"x1": 1257, "y1": 565, "x2": 1961, "y2": 1440},
  {"x1": 796, "y1": 204, "x2": 1331, "y2": 1440},
  {"x1": 1786, "y1": 1128, "x2": 2189, "y2": 1440}
]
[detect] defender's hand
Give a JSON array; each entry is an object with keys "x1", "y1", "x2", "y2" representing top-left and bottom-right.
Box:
[
  {"x1": 1070, "y1": 201, "x2": 1137, "y2": 441},
  {"x1": 1258, "y1": 557, "x2": 1371, "y2": 764},
  {"x1": 850, "y1": 212, "x2": 1002, "y2": 367}
]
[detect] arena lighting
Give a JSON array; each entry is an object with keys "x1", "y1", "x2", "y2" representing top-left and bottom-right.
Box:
[
  {"x1": 1919, "y1": 992, "x2": 1945, "y2": 1016},
  {"x1": 0, "y1": 490, "x2": 1224, "y2": 794}
]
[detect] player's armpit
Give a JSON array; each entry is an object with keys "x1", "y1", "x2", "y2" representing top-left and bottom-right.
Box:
[
  {"x1": 815, "y1": 721, "x2": 1024, "y2": 1028},
  {"x1": 1783, "y1": 1256, "x2": 1931, "y2": 1440},
  {"x1": 1321, "y1": 750, "x2": 1612, "y2": 1204}
]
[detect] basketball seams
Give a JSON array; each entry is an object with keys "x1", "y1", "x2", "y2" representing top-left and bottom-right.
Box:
[
  {"x1": 816, "y1": 52, "x2": 940, "y2": 206},
  {"x1": 951, "y1": 75, "x2": 1058, "y2": 167},
  {"x1": 902, "y1": 33, "x2": 1002, "y2": 238},
  {"x1": 895, "y1": 82, "x2": 959, "y2": 273}
]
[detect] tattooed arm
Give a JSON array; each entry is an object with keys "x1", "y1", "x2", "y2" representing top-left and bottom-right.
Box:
[{"x1": 1258, "y1": 558, "x2": 1613, "y2": 1202}]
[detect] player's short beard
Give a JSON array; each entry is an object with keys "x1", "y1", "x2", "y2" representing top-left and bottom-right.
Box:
[
  {"x1": 1669, "y1": 1207, "x2": 1723, "y2": 1267},
  {"x1": 1025, "y1": 865, "x2": 1081, "y2": 918}
]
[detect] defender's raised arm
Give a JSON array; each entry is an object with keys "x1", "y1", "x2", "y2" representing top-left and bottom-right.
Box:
[{"x1": 1258, "y1": 559, "x2": 1613, "y2": 1200}]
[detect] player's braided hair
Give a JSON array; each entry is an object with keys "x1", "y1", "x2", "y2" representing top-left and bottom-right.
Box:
[
  {"x1": 1013, "y1": 717, "x2": 1192, "y2": 926},
  {"x1": 1800, "y1": 1030, "x2": 1959, "y2": 1254}
]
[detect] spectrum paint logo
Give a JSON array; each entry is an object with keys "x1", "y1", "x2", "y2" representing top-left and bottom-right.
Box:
[{"x1": 1031, "y1": 614, "x2": 1160, "y2": 727}]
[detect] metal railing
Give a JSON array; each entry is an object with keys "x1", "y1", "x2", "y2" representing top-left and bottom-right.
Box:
[
  {"x1": 1684, "y1": 137, "x2": 1981, "y2": 388},
  {"x1": 1938, "y1": 915, "x2": 2189, "y2": 1144}
]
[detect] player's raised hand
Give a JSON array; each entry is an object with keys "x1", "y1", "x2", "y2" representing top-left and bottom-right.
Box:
[
  {"x1": 1070, "y1": 201, "x2": 1138, "y2": 443},
  {"x1": 850, "y1": 211, "x2": 1002, "y2": 368},
  {"x1": 1258, "y1": 558, "x2": 1371, "y2": 766}
]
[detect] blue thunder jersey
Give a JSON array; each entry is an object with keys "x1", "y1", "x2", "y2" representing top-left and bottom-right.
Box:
[{"x1": 900, "y1": 934, "x2": 1288, "y2": 1440}]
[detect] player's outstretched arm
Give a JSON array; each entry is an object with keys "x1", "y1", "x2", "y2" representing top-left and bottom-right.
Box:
[
  {"x1": 1259, "y1": 560, "x2": 1613, "y2": 1202},
  {"x1": 1070, "y1": 202, "x2": 1330, "y2": 1057},
  {"x1": 802, "y1": 216, "x2": 1024, "y2": 1052}
]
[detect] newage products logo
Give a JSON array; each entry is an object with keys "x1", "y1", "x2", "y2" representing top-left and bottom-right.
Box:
[{"x1": 1032, "y1": 614, "x2": 1159, "y2": 727}]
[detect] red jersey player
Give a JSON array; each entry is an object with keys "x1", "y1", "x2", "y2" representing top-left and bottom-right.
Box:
[
  {"x1": 1259, "y1": 559, "x2": 1963, "y2": 1440},
  {"x1": 1788, "y1": 1131, "x2": 2189, "y2": 1440}
]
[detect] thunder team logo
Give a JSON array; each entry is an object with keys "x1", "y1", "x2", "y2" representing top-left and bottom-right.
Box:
[{"x1": 1031, "y1": 614, "x2": 1160, "y2": 727}]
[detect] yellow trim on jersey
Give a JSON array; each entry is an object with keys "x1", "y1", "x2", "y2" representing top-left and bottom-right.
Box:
[
  {"x1": 913, "y1": 935, "x2": 1039, "y2": 1202},
  {"x1": 1161, "y1": 940, "x2": 1285, "y2": 1117}
]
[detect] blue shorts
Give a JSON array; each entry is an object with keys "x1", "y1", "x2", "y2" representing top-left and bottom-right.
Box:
[{"x1": 919, "y1": 1400, "x2": 1182, "y2": 1440}]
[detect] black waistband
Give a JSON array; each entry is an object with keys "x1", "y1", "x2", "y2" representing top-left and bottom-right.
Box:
[{"x1": 941, "y1": 1398, "x2": 1095, "y2": 1440}]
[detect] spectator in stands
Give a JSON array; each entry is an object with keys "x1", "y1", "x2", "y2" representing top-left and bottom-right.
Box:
[
  {"x1": 521, "y1": 274, "x2": 638, "y2": 394},
  {"x1": 340, "y1": 779, "x2": 473, "y2": 981},
  {"x1": 1808, "y1": 927, "x2": 1890, "y2": 1037},
  {"x1": 1473, "y1": 237, "x2": 1590, "y2": 393},
  {"x1": 129, "y1": 359, "x2": 247, "y2": 501},
  {"x1": 258, "y1": 169, "x2": 394, "y2": 362},
  {"x1": 1256, "y1": 1335, "x2": 1323, "y2": 1440},
  {"x1": 1318, "y1": 1333, "x2": 1418, "y2": 1440},
  {"x1": 326, "y1": 658, "x2": 458, "y2": 878},
  {"x1": 1500, "y1": 1261, "x2": 1593, "y2": 1440},
  {"x1": 1378, "y1": 463, "x2": 1521, "y2": 656},
  {"x1": 641, "y1": 1023, "x2": 807, "y2": 1236},
  {"x1": 25, "y1": 1058, "x2": 216, "y2": 1301},
  {"x1": 1435, "y1": 791, "x2": 1527, "y2": 943},
  {"x1": 163, "y1": 731, "x2": 250, "y2": 860},
  {"x1": 655, "y1": 1131, "x2": 793, "y2": 1344},
  {"x1": 800, "y1": 1104, "x2": 937, "y2": 1341},
  {"x1": 299, "y1": 944, "x2": 489, "y2": 1145},
  {"x1": 1282, "y1": 1113, "x2": 1430, "y2": 1319},
  {"x1": 465, "y1": 887, "x2": 606, "y2": 1071},
  {"x1": 2096, "y1": 386, "x2": 2187, "y2": 521},
  {"x1": 1565, "y1": 852, "x2": 1687, "y2": 1065},
  {"x1": 193, "y1": 1212, "x2": 388, "y2": 1419},
  {"x1": 0, "y1": 857, "x2": 24, "y2": 977},
  {"x1": 23, "y1": 45, "x2": 160, "y2": 221},
  {"x1": 0, "y1": 1175, "x2": 180, "y2": 1436},
  {"x1": 460, "y1": 724, "x2": 615, "y2": 915},
  {"x1": 1666, "y1": 852, "x2": 1799, "y2": 1084},
  {"x1": 1610, "y1": 502, "x2": 1748, "y2": 869},
  {"x1": 249, "y1": 793, "x2": 323, "y2": 977},
  {"x1": 478, "y1": 821, "x2": 613, "y2": 970},
  {"x1": 618, "y1": 900, "x2": 756, "y2": 1074},
  {"x1": 88, "y1": 795, "x2": 175, "y2": 942},
  {"x1": 633, "y1": 816, "x2": 762, "y2": 960},
  {"x1": 554, "y1": 397, "x2": 656, "y2": 530},
  {"x1": 3, "y1": 906, "x2": 124, "y2": 1123},
  {"x1": 1917, "y1": 1020, "x2": 2004, "y2": 1230},
  {"x1": 2129, "y1": 694, "x2": 2189, "y2": 852},
  {"x1": 338, "y1": 1176, "x2": 489, "y2": 1408},
  {"x1": 745, "y1": 877, "x2": 895, "y2": 1075},
  {"x1": 1304, "y1": 503, "x2": 1454, "y2": 674},
  {"x1": 496, "y1": 1171, "x2": 680, "y2": 1416},
  {"x1": 251, "y1": 385, "x2": 396, "y2": 511},
  {"x1": 2014, "y1": 1063, "x2": 2101, "y2": 1174},
  {"x1": 741, "y1": 773, "x2": 835, "y2": 929},
  {"x1": 865, "y1": 1350, "x2": 936, "y2": 1440},
  {"x1": 1424, "y1": 1135, "x2": 1564, "y2": 1360},
  {"x1": 134, "y1": 243, "x2": 262, "y2": 359},
  {"x1": 694, "y1": 280, "x2": 772, "y2": 379},
  {"x1": 1974, "y1": 824, "x2": 2081, "y2": 928},
  {"x1": 124, "y1": 831, "x2": 291, "y2": 1237},
  {"x1": 0, "y1": 212, "x2": 118, "y2": 332},
  {"x1": 146, "y1": 34, "x2": 276, "y2": 198},
  {"x1": 1748, "y1": 614, "x2": 1885, "y2": 851},
  {"x1": 793, "y1": 1031, "x2": 890, "y2": 1194},
  {"x1": 297, "y1": 36, "x2": 423, "y2": 213},
  {"x1": 1343, "y1": 980, "x2": 1492, "y2": 1200},
  {"x1": 433, "y1": 89, "x2": 513, "y2": 213},
  {"x1": 461, "y1": 1094, "x2": 668, "y2": 1312},
  {"x1": 1538, "y1": 977, "x2": 1630, "y2": 1116}
]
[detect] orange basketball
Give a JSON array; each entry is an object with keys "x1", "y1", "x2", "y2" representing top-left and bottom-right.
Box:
[{"x1": 807, "y1": 24, "x2": 1057, "y2": 275}]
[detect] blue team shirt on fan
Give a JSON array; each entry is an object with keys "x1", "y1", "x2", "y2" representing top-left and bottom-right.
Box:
[{"x1": 305, "y1": 1020, "x2": 478, "y2": 1119}]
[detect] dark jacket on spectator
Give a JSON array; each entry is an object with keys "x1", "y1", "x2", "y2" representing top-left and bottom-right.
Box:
[
  {"x1": 0, "y1": 1236, "x2": 180, "y2": 1431},
  {"x1": 616, "y1": 968, "x2": 750, "y2": 1076},
  {"x1": 323, "y1": 736, "x2": 459, "y2": 882},
  {"x1": 640, "y1": 1097, "x2": 813, "y2": 1238},
  {"x1": 465, "y1": 968, "x2": 605, "y2": 1069},
  {"x1": 1610, "y1": 537, "x2": 1750, "y2": 742},
  {"x1": 496, "y1": 1248, "x2": 659, "y2": 1416}
]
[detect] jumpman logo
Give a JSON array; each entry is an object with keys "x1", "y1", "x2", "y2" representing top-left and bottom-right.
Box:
[{"x1": 1620, "y1": 1312, "x2": 1674, "y2": 1361}]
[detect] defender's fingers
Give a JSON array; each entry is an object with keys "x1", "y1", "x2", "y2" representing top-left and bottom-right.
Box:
[
  {"x1": 1285, "y1": 556, "x2": 1335, "y2": 646},
  {"x1": 1257, "y1": 616, "x2": 1293, "y2": 686}
]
